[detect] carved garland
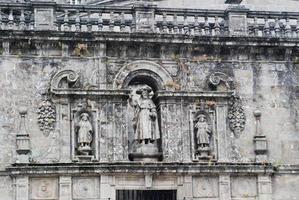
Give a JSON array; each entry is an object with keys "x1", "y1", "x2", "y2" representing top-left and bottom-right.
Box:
[
  {"x1": 228, "y1": 93, "x2": 246, "y2": 138},
  {"x1": 37, "y1": 98, "x2": 56, "y2": 136}
]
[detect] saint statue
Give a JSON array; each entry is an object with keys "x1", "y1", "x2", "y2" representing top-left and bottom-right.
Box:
[
  {"x1": 195, "y1": 114, "x2": 212, "y2": 148},
  {"x1": 76, "y1": 113, "x2": 93, "y2": 152},
  {"x1": 131, "y1": 86, "x2": 160, "y2": 144}
]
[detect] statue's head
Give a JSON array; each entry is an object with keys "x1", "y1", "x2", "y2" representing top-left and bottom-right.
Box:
[
  {"x1": 80, "y1": 113, "x2": 89, "y2": 121},
  {"x1": 197, "y1": 114, "x2": 206, "y2": 122},
  {"x1": 136, "y1": 86, "x2": 152, "y2": 98}
]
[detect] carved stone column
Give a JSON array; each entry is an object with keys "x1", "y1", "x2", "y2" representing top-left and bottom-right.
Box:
[
  {"x1": 15, "y1": 176, "x2": 29, "y2": 200},
  {"x1": 216, "y1": 104, "x2": 229, "y2": 162},
  {"x1": 59, "y1": 176, "x2": 72, "y2": 200},
  {"x1": 100, "y1": 175, "x2": 115, "y2": 200},
  {"x1": 257, "y1": 175, "x2": 272, "y2": 200},
  {"x1": 253, "y1": 110, "x2": 268, "y2": 163},
  {"x1": 219, "y1": 175, "x2": 231, "y2": 200},
  {"x1": 183, "y1": 175, "x2": 193, "y2": 200}
]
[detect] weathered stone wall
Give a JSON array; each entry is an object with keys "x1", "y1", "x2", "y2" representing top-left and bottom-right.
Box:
[
  {"x1": 0, "y1": 39, "x2": 297, "y2": 199},
  {"x1": 0, "y1": 0, "x2": 298, "y2": 199}
]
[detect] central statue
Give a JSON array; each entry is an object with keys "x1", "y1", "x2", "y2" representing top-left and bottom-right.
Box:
[{"x1": 131, "y1": 86, "x2": 160, "y2": 144}]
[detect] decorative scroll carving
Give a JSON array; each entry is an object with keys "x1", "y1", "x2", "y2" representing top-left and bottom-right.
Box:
[
  {"x1": 228, "y1": 93, "x2": 246, "y2": 138},
  {"x1": 207, "y1": 72, "x2": 234, "y2": 91},
  {"x1": 37, "y1": 98, "x2": 56, "y2": 136},
  {"x1": 50, "y1": 69, "x2": 79, "y2": 93}
]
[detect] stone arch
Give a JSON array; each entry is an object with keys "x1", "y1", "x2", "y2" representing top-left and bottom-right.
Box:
[{"x1": 113, "y1": 60, "x2": 173, "y2": 91}]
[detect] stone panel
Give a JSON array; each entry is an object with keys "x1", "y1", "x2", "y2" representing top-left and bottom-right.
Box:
[
  {"x1": 30, "y1": 178, "x2": 58, "y2": 200},
  {"x1": 153, "y1": 176, "x2": 176, "y2": 188},
  {"x1": 116, "y1": 176, "x2": 145, "y2": 187},
  {"x1": 231, "y1": 176, "x2": 257, "y2": 199},
  {"x1": 0, "y1": 176, "x2": 12, "y2": 200},
  {"x1": 72, "y1": 177, "x2": 100, "y2": 199},
  {"x1": 192, "y1": 176, "x2": 219, "y2": 198},
  {"x1": 273, "y1": 175, "x2": 299, "y2": 200}
]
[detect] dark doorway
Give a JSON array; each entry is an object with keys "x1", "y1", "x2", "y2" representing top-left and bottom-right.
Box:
[{"x1": 116, "y1": 190, "x2": 177, "y2": 200}]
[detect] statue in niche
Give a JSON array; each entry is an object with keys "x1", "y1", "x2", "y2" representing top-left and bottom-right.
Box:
[
  {"x1": 195, "y1": 114, "x2": 212, "y2": 158},
  {"x1": 76, "y1": 113, "x2": 93, "y2": 154},
  {"x1": 131, "y1": 86, "x2": 160, "y2": 144}
]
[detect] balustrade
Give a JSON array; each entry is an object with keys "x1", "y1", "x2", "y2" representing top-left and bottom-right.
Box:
[{"x1": 0, "y1": 2, "x2": 298, "y2": 39}]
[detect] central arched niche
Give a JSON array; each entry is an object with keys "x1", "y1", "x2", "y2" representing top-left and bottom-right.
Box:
[{"x1": 115, "y1": 61, "x2": 173, "y2": 161}]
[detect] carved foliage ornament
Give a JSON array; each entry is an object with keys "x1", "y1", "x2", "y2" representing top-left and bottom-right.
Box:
[
  {"x1": 228, "y1": 93, "x2": 246, "y2": 138},
  {"x1": 37, "y1": 99, "x2": 56, "y2": 136}
]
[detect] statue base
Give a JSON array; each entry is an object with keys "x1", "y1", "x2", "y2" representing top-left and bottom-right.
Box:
[
  {"x1": 77, "y1": 145, "x2": 92, "y2": 155},
  {"x1": 73, "y1": 155, "x2": 97, "y2": 162},
  {"x1": 196, "y1": 146, "x2": 211, "y2": 160},
  {"x1": 129, "y1": 141, "x2": 162, "y2": 161}
]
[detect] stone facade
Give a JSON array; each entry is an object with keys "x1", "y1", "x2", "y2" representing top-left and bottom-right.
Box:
[{"x1": 0, "y1": 0, "x2": 298, "y2": 200}]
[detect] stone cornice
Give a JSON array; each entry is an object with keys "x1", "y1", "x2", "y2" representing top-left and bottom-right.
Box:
[{"x1": 6, "y1": 162, "x2": 274, "y2": 176}]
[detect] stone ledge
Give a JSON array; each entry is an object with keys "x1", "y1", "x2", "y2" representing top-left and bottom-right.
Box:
[
  {"x1": 0, "y1": 30, "x2": 299, "y2": 46},
  {"x1": 6, "y1": 162, "x2": 274, "y2": 176}
]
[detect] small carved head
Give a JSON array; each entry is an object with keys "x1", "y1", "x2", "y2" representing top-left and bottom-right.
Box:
[
  {"x1": 80, "y1": 113, "x2": 90, "y2": 121},
  {"x1": 136, "y1": 86, "x2": 152, "y2": 98},
  {"x1": 197, "y1": 114, "x2": 206, "y2": 122}
]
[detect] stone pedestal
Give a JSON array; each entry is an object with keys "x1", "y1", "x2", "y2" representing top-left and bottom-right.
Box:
[
  {"x1": 254, "y1": 135, "x2": 268, "y2": 162},
  {"x1": 253, "y1": 110, "x2": 268, "y2": 163},
  {"x1": 129, "y1": 142, "x2": 162, "y2": 161},
  {"x1": 16, "y1": 107, "x2": 31, "y2": 164},
  {"x1": 196, "y1": 146, "x2": 212, "y2": 160},
  {"x1": 226, "y1": 5, "x2": 249, "y2": 36}
]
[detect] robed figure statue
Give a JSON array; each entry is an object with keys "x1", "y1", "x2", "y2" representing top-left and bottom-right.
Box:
[
  {"x1": 76, "y1": 113, "x2": 93, "y2": 153},
  {"x1": 195, "y1": 114, "x2": 212, "y2": 148},
  {"x1": 131, "y1": 86, "x2": 160, "y2": 144}
]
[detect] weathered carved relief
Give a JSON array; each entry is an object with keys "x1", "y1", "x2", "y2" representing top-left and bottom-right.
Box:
[
  {"x1": 228, "y1": 93, "x2": 246, "y2": 138},
  {"x1": 50, "y1": 69, "x2": 79, "y2": 93},
  {"x1": 207, "y1": 72, "x2": 234, "y2": 91},
  {"x1": 72, "y1": 177, "x2": 100, "y2": 199},
  {"x1": 30, "y1": 178, "x2": 58, "y2": 200},
  {"x1": 192, "y1": 176, "x2": 219, "y2": 198},
  {"x1": 37, "y1": 98, "x2": 56, "y2": 136}
]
